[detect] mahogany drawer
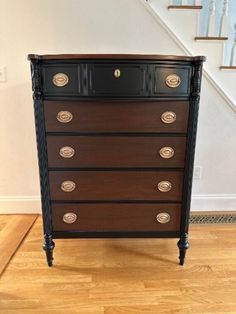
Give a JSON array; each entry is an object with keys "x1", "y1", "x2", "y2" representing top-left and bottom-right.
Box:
[
  {"x1": 44, "y1": 101, "x2": 189, "y2": 133},
  {"x1": 49, "y1": 171, "x2": 183, "y2": 201},
  {"x1": 51, "y1": 203, "x2": 181, "y2": 232},
  {"x1": 47, "y1": 136, "x2": 186, "y2": 168}
]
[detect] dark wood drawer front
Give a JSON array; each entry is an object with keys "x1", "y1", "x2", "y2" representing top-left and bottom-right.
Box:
[
  {"x1": 153, "y1": 66, "x2": 191, "y2": 96},
  {"x1": 44, "y1": 101, "x2": 189, "y2": 133},
  {"x1": 52, "y1": 203, "x2": 181, "y2": 232},
  {"x1": 49, "y1": 171, "x2": 183, "y2": 201},
  {"x1": 42, "y1": 65, "x2": 81, "y2": 96},
  {"x1": 47, "y1": 136, "x2": 186, "y2": 168},
  {"x1": 88, "y1": 64, "x2": 147, "y2": 96}
]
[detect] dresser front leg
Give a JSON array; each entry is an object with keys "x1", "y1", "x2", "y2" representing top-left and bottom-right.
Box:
[
  {"x1": 43, "y1": 234, "x2": 55, "y2": 267},
  {"x1": 177, "y1": 234, "x2": 189, "y2": 266}
]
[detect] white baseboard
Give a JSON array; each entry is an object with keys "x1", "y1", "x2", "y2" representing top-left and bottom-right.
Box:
[
  {"x1": 191, "y1": 194, "x2": 236, "y2": 211},
  {"x1": 0, "y1": 194, "x2": 235, "y2": 214},
  {"x1": 0, "y1": 196, "x2": 41, "y2": 214}
]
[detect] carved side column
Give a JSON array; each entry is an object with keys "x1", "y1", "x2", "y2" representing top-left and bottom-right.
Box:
[
  {"x1": 30, "y1": 56, "x2": 55, "y2": 266},
  {"x1": 178, "y1": 60, "x2": 203, "y2": 266}
]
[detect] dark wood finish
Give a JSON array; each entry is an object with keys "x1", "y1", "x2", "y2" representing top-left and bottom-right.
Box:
[
  {"x1": 52, "y1": 230, "x2": 180, "y2": 238},
  {"x1": 195, "y1": 37, "x2": 228, "y2": 41},
  {"x1": 51, "y1": 203, "x2": 181, "y2": 232},
  {"x1": 28, "y1": 54, "x2": 206, "y2": 62},
  {"x1": 44, "y1": 101, "x2": 189, "y2": 133},
  {"x1": 168, "y1": 5, "x2": 203, "y2": 9},
  {"x1": 49, "y1": 170, "x2": 183, "y2": 201},
  {"x1": 29, "y1": 54, "x2": 205, "y2": 266},
  {"x1": 47, "y1": 136, "x2": 186, "y2": 168}
]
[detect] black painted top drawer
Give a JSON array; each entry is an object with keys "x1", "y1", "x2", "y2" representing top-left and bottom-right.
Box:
[
  {"x1": 41, "y1": 61, "x2": 193, "y2": 98},
  {"x1": 42, "y1": 65, "x2": 81, "y2": 96},
  {"x1": 153, "y1": 65, "x2": 191, "y2": 96},
  {"x1": 88, "y1": 64, "x2": 147, "y2": 96}
]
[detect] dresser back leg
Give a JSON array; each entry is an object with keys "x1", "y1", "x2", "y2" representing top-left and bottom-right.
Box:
[
  {"x1": 43, "y1": 234, "x2": 55, "y2": 267},
  {"x1": 177, "y1": 234, "x2": 189, "y2": 265}
]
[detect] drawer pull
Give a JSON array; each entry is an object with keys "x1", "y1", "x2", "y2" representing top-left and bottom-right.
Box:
[
  {"x1": 59, "y1": 146, "x2": 75, "y2": 158},
  {"x1": 165, "y1": 74, "x2": 181, "y2": 88},
  {"x1": 52, "y1": 73, "x2": 69, "y2": 87},
  {"x1": 159, "y1": 147, "x2": 174, "y2": 159},
  {"x1": 57, "y1": 111, "x2": 73, "y2": 123},
  {"x1": 114, "y1": 69, "x2": 121, "y2": 78},
  {"x1": 63, "y1": 212, "x2": 77, "y2": 224},
  {"x1": 156, "y1": 212, "x2": 170, "y2": 224},
  {"x1": 161, "y1": 111, "x2": 176, "y2": 124},
  {"x1": 61, "y1": 180, "x2": 76, "y2": 192},
  {"x1": 157, "y1": 181, "x2": 172, "y2": 192}
]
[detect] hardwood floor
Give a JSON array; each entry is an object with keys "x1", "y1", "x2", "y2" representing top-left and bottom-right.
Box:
[
  {"x1": 0, "y1": 215, "x2": 236, "y2": 313},
  {"x1": 0, "y1": 215, "x2": 37, "y2": 276}
]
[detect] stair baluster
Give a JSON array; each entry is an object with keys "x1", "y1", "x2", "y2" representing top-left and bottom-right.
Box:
[
  {"x1": 219, "y1": 0, "x2": 229, "y2": 37},
  {"x1": 230, "y1": 23, "x2": 236, "y2": 66},
  {"x1": 207, "y1": 0, "x2": 216, "y2": 37}
]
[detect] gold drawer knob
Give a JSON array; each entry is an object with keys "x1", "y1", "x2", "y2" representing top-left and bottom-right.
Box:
[
  {"x1": 52, "y1": 73, "x2": 69, "y2": 87},
  {"x1": 165, "y1": 74, "x2": 181, "y2": 88},
  {"x1": 161, "y1": 111, "x2": 176, "y2": 124},
  {"x1": 59, "y1": 146, "x2": 75, "y2": 158},
  {"x1": 57, "y1": 111, "x2": 73, "y2": 123},
  {"x1": 157, "y1": 181, "x2": 172, "y2": 192},
  {"x1": 63, "y1": 212, "x2": 77, "y2": 224},
  {"x1": 114, "y1": 69, "x2": 121, "y2": 78},
  {"x1": 61, "y1": 180, "x2": 76, "y2": 192},
  {"x1": 156, "y1": 212, "x2": 170, "y2": 224},
  {"x1": 159, "y1": 147, "x2": 174, "y2": 159}
]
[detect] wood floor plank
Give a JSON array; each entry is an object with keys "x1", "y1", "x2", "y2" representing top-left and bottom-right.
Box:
[
  {"x1": 0, "y1": 215, "x2": 38, "y2": 276},
  {"x1": 0, "y1": 216, "x2": 236, "y2": 313}
]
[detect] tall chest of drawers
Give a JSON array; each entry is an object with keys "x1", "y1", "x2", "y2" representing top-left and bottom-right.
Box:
[{"x1": 28, "y1": 54, "x2": 205, "y2": 266}]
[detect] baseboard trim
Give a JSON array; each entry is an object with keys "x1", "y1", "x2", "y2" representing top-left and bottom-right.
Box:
[
  {"x1": 191, "y1": 194, "x2": 236, "y2": 211},
  {"x1": 0, "y1": 194, "x2": 235, "y2": 214},
  {"x1": 0, "y1": 196, "x2": 41, "y2": 214}
]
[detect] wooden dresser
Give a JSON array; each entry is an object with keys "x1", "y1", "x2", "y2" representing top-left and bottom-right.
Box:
[{"x1": 28, "y1": 54, "x2": 205, "y2": 266}]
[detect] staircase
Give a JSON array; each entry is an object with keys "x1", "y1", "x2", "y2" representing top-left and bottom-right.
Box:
[{"x1": 143, "y1": 0, "x2": 236, "y2": 111}]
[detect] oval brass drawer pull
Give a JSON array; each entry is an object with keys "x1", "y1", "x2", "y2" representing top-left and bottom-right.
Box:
[
  {"x1": 161, "y1": 111, "x2": 176, "y2": 124},
  {"x1": 114, "y1": 69, "x2": 121, "y2": 78},
  {"x1": 157, "y1": 181, "x2": 172, "y2": 192},
  {"x1": 61, "y1": 180, "x2": 76, "y2": 192},
  {"x1": 52, "y1": 73, "x2": 69, "y2": 87},
  {"x1": 59, "y1": 146, "x2": 75, "y2": 158},
  {"x1": 63, "y1": 212, "x2": 77, "y2": 224},
  {"x1": 159, "y1": 147, "x2": 174, "y2": 159},
  {"x1": 165, "y1": 74, "x2": 181, "y2": 88},
  {"x1": 156, "y1": 212, "x2": 170, "y2": 224},
  {"x1": 57, "y1": 111, "x2": 73, "y2": 123}
]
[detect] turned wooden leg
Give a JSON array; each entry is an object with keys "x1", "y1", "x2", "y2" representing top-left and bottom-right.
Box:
[
  {"x1": 43, "y1": 234, "x2": 55, "y2": 267},
  {"x1": 177, "y1": 233, "x2": 189, "y2": 266}
]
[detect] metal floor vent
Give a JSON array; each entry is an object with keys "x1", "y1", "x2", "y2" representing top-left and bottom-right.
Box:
[{"x1": 190, "y1": 214, "x2": 236, "y2": 224}]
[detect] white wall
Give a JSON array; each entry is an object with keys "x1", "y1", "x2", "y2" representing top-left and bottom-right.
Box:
[{"x1": 0, "y1": 0, "x2": 235, "y2": 213}]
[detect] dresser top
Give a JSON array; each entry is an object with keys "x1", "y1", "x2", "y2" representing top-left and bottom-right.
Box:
[{"x1": 28, "y1": 54, "x2": 206, "y2": 62}]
